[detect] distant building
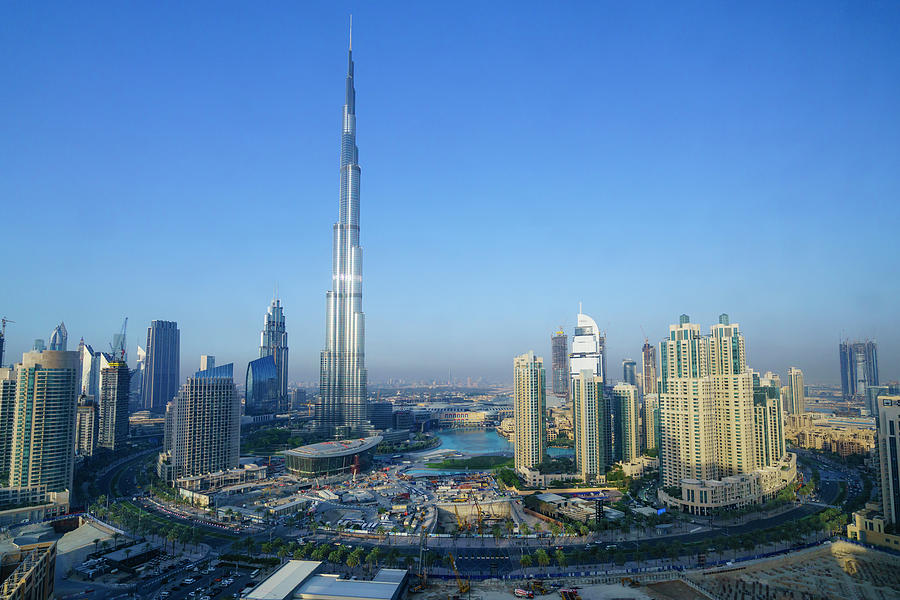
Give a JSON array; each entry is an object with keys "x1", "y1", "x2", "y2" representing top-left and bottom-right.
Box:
[
  {"x1": 199, "y1": 355, "x2": 216, "y2": 371},
  {"x1": 613, "y1": 383, "x2": 640, "y2": 463},
  {"x1": 570, "y1": 312, "x2": 603, "y2": 384},
  {"x1": 641, "y1": 340, "x2": 657, "y2": 396},
  {"x1": 513, "y1": 352, "x2": 546, "y2": 473},
  {"x1": 551, "y1": 329, "x2": 568, "y2": 399},
  {"x1": 643, "y1": 393, "x2": 659, "y2": 453},
  {"x1": 290, "y1": 388, "x2": 308, "y2": 412},
  {"x1": 32, "y1": 340, "x2": 45, "y2": 353},
  {"x1": 9, "y1": 350, "x2": 79, "y2": 492},
  {"x1": 572, "y1": 369, "x2": 610, "y2": 482},
  {"x1": 245, "y1": 355, "x2": 279, "y2": 415},
  {"x1": 840, "y1": 339, "x2": 879, "y2": 399},
  {"x1": 259, "y1": 298, "x2": 288, "y2": 410},
  {"x1": 157, "y1": 362, "x2": 239, "y2": 483},
  {"x1": 787, "y1": 367, "x2": 805, "y2": 414},
  {"x1": 75, "y1": 393, "x2": 98, "y2": 457},
  {"x1": 48, "y1": 322, "x2": 67, "y2": 352},
  {"x1": 142, "y1": 320, "x2": 180, "y2": 413},
  {"x1": 368, "y1": 401, "x2": 393, "y2": 431},
  {"x1": 622, "y1": 359, "x2": 636, "y2": 387},
  {"x1": 877, "y1": 395, "x2": 900, "y2": 525},
  {"x1": 98, "y1": 360, "x2": 131, "y2": 451}
]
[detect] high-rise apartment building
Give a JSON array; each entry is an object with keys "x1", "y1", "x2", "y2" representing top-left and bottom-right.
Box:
[
  {"x1": 75, "y1": 393, "x2": 98, "y2": 457},
  {"x1": 142, "y1": 320, "x2": 180, "y2": 413},
  {"x1": 98, "y1": 360, "x2": 130, "y2": 451},
  {"x1": 551, "y1": 329, "x2": 568, "y2": 399},
  {"x1": 613, "y1": 383, "x2": 640, "y2": 463},
  {"x1": 317, "y1": 36, "x2": 369, "y2": 439},
  {"x1": 752, "y1": 384, "x2": 785, "y2": 468},
  {"x1": 48, "y1": 322, "x2": 67, "y2": 352},
  {"x1": 622, "y1": 360, "x2": 636, "y2": 387},
  {"x1": 572, "y1": 369, "x2": 610, "y2": 482},
  {"x1": 787, "y1": 367, "x2": 805, "y2": 415},
  {"x1": 513, "y1": 352, "x2": 546, "y2": 473},
  {"x1": 876, "y1": 396, "x2": 900, "y2": 525},
  {"x1": 9, "y1": 350, "x2": 79, "y2": 493},
  {"x1": 840, "y1": 340, "x2": 879, "y2": 399},
  {"x1": 0, "y1": 368, "x2": 16, "y2": 481},
  {"x1": 641, "y1": 341, "x2": 657, "y2": 396},
  {"x1": 643, "y1": 393, "x2": 659, "y2": 452},
  {"x1": 570, "y1": 312, "x2": 603, "y2": 383},
  {"x1": 259, "y1": 299, "x2": 288, "y2": 407},
  {"x1": 158, "y1": 362, "x2": 240, "y2": 482}
]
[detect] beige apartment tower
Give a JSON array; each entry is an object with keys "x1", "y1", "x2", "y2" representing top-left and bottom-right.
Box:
[
  {"x1": 787, "y1": 367, "x2": 805, "y2": 414},
  {"x1": 572, "y1": 370, "x2": 610, "y2": 482},
  {"x1": 613, "y1": 382, "x2": 641, "y2": 463},
  {"x1": 513, "y1": 352, "x2": 546, "y2": 473}
]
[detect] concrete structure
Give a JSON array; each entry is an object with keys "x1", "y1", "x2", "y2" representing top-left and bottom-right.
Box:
[
  {"x1": 877, "y1": 395, "x2": 900, "y2": 525},
  {"x1": 75, "y1": 394, "x2": 98, "y2": 457},
  {"x1": 98, "y1": 360, "x2": 130, "y2": 451},
  {"x1": 787, "y1": 367, "x2": 805, "y2": 415},
  {"x1": 551, "y1": 329, "x2": 568, "y2": 399},
  {"x1": 242, "y1": 560, "x2": 407, "y2": 600},
  {"x1": 513, "y1": 352, "x2": 546, "y2": 474},
  {"x1": 0, "y1": 541, "x2": 56, "y2": 600},
  {"x1": 572, "y1": 369, "x2": 610, "y2": 482},
  {"x1": 283, "y1": 436, "x2": 382, "y2": 478},
  {"x1": 612, "y1": 383, "x2": 640, "y2": 463},
  {"x1": 259, "y1": 298, "x2": 289, "y2": 410},
  {"x1": 142, "y1": 320, "x2": 180, "y2": 412},
  {"x1": 317, "y1": 39, "x2": 369, "y2": 439},
  {"x1": 157, "y1": 363, "x2": 240, "y2": 483},
  {"x1": 9, "y1": 351, "x2": 79, "y2": 493}
]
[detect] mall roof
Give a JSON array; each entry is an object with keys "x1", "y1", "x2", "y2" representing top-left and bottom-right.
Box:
[
  {"x1": 243, "y1": 561, "x2": 322, "y2": 600},
  {"x1": 282, "y1": 436, "x2": 383, "y2": 459}
]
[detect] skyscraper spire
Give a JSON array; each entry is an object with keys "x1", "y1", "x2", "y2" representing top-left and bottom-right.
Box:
[{"x1": 318, "y1": 28, "x2": 368, "y2": 438}]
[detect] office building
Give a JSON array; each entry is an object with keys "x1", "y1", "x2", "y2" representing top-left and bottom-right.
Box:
[
  {"x1": 513, "y1": 352, "x2": 546, "y2": 473},
  {"x1": 291, "y1": 388, "x2": 308, "y2": 412},
  {"x1": 75, "y1": 393, "x2": 98, "y2": 457},
  {"x1": 641, "y1": 340, "x2": 657, "y2": 396},
  {"x1": 48, "y1": 322, "x2": 67, "y2": 352},
  {"x1": 142, "y1": 320, "x2": 180, "y2": 412},
  {"x1": 551, "y1": 329, "x2": 568, "y2": 399},
  {"x1": 98, "y1": 359, "x2": 131, "y2": 451},
  {"x1": 131, "y1": 345, "x2": 146, "y2": 405},
  {"x1": 622, "y1": 359, "x2": 636, "y2": 386},
  {"x1": 0, "y1": 368, "x2": 16, "y2": 480},
  {"x1": 245, "y1": 355, "x2": 279, "y2": 415},
  {"x1": 787, "y1": 367, "x2": 805, "y2": 414},
  {"x1": 259, "y1": 298, "x2": 288, "y2": 409},
  {"x1": 199, "y1": 355, "x2": 215, "y2": 371},
  {"x1": 78, "y1": 341, "x2": 101, "y2": 397},
  {"x1": 572, "y1": 369, "x2": 610, "y2": 482},
  {"x1": 877, "y1": 395, "x2": 900, "y2": 525},
  {"x1": 840, "y1": 339, "x2": 879, "y2": 399},
  {"x1": 613, "y1": 382, "x2": 640, "y2": 463},
  {"x1": 368, "y1": 401, "x2": 393, "y2": 430},
  {"x1": 32, "y1": 340, "x2": 45, "y2": 353},
  {"x1": 157, "y1": 362, "x2": 240, "y2": 483},
  {"x1": 317, "y1": 37, "x2": 369, "y2": 439},
  {"x1": 9, "y1": 350, "x2": 79, "y2": 493}
]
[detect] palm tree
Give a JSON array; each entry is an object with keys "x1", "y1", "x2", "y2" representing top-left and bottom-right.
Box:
[
  {"x1": 519, "y1": 554, "x2": 533, "y2": 569},
  {"x1": 277, "y1": 548, "x2": 289, "y2": 563},
  {"x1": 554, "y1": 549, "x2": 567, "y2": 568},
  {"x1": 534, "y1": 549, "x2": 550, "y2": 568},
  {"x1": 92, "y1": 538, "x2": 101, "y2": 555},
  {"x1": 346, "y1": 553, "x2": 359, "y2": 569},
  {"x1": 113, "y1": 532, "x2": 121, "y2": 549}
]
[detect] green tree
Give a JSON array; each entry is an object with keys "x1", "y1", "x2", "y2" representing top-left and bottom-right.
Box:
[
  {"x1": 554, "y1": 549, "x2": 567, "y2": 567},
  {"x1": 520, "y1": 554, "x2": 533, "y2": 568},
  {"x1": 534, "y1": 549, "x2": 550, "y2": 567}
]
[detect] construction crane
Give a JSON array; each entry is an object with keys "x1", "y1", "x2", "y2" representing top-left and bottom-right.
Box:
[
  {"x1": 447, "y1": 554, "x2": 470, "y2": 595},
  {"x1": 0, "y1": 317, "x2": 14, "y2": 368},
  {"x1": 470, "y1": 492, "x2": 484, "y2": 533},
  {"x1": 109, "y1": 317, "x2": 128, "y2": 360},
  {"x1": 454, "y1": 505, "x2": 467, "y2": 532}
]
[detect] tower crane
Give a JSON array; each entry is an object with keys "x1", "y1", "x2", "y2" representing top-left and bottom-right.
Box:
[
  {"x1": 447, "y1": 554, "x2": 470, "y2": 595},
  {"x1": 110, "y1": 317, "x2": 128, "y2": 360}
]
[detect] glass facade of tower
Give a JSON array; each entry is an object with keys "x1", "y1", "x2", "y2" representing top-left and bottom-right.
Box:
[
  {"x1": 245, "y1": 355, "x2": 279, "y2": 415},
  {"x1": 317, "y1": 42, "x2": 369, "y2": 438}
]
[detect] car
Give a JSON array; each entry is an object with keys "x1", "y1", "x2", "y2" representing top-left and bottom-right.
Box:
[{"x1": 189, "y1": 593, "x2": 197, "y2": 598}]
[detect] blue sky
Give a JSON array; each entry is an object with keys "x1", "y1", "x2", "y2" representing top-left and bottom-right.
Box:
[{"x1": 2, "y1": 2, "x2": 898, "y2": 385}]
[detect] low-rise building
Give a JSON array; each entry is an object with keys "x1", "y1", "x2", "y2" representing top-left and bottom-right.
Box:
[
  {"x1": 846, "y1": 502, "x2": 900, "y2": 551},
  {"x1": 0, "y1": 541, "x2": 56, "y2": 600},
  {"x1": 241, "y1": 560, "x2": 407, "y2": 600}
]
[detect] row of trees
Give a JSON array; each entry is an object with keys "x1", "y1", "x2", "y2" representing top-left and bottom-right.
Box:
[{"x1": 89, "y1": 495, "x2": 205, "y2": 553}]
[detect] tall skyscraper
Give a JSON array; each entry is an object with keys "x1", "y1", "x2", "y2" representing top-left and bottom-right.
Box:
[
  {"x1": 0, "y1": 367, "x2": 16, "y2": 481},
  {"x1": 513, "y1": 352, "x2": 546, "y2": 473},
  {"x1": 753, "y1": 384, "x2": 785, "y2": 469},
  {"x1": 158, "y1": 362, "x2": 240, "y2": 482},
  {"x1": 572, "y1": 369, "x2": 610, "y2": 482},
  {"x1": 245, "y1": 355, "x2": 279, "y2": 415},
  {"x1": 570, "y1": 312, "x2": 603, "y2": 383},
  {"x1": 612, "y1": 382, "x2": 640, "y2": 463},
  {"x1": 98, "y1": 360, "x2": 131, "y2": 451},
  {"x1": 259, "y1": 298, "x2": 288, "y2": 406},
  {"x1": 787, "y1": 367, "x2": 805, "y2": 414},
  {"x1": 622, "y1": 359, "x2": 636, "y2": 386},
  {"x1": 876, "y1": 396, "x2": 900, "y2": 525},
  {"x1": 75, "y1": 393, "x2": 98, "y2": 458},
  {"x1": 551, "y1": 329, "x2": 568, "y2": 399},
  {"x1": 643, "y1": 393, "x2": 659, "y2": 452},
  {"x1": 640, "y1": 340, "x2": 657, "y2": 396},
  {"x1": 9, "y1": 350, "x2": 79, "y2": 493},
  {"x1": 200, "y1": 355, "x2": 216, "y2": 371},
  {"x1": 48, "y1": 322, "x2": 67, "y2": 352},
  {"x1": 317, "y1": 35, "x2": 369, "y2": 439},
  {"x1": 840, "y1": 339, "x2": 879, "y2": 399},
  {"x1": 142, "y1": 320, "x2": 180, "y2": 413}
]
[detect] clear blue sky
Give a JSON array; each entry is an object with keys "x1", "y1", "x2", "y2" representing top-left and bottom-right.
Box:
[{"x1": 2, "y1": 2, "x2": 898, "y2": 385}]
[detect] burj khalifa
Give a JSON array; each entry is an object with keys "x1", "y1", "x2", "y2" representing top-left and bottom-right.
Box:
[{"x1": 317, "y1": 28, "x2": 369, "y2": 438}]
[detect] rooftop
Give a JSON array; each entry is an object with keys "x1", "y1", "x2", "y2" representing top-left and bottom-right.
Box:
[
  {"x1": 283, "y1": 436, "x2": 382, "y2": 459},
  {"x1": 243, "y1": 561, "x2": 322, "y2": 600}
]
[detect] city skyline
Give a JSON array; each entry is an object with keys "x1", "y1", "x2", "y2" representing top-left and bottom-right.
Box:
[{"x1": 2, "y1": 3, "x2": 899, "y2": 384}]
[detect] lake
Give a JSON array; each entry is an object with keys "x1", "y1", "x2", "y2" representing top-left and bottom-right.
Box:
[{"x1": 434, "y1": 428, "x2": 573, "y2": 458}]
